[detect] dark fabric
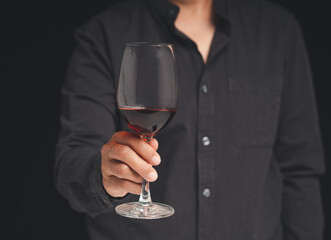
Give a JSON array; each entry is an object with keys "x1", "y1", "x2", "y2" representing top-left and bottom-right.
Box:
[{"x1": 55, "y1": 0, "x2": 325, "y2": 239}]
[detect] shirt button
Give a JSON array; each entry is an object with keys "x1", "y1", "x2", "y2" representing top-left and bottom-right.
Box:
[
  {"x1": 201, "y1": 85, "x2": 208, "y2": 93},
  {"x1": 202, "y1": 136, "x2": 210, "y2": 146},
  {"x1": 202, "y1": 188, "x2": 211, "y2": 198}
]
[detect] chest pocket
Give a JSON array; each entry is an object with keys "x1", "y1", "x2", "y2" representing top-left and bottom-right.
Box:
[{"x1": 229, "y1": 75, "x2": 283, "y2": 147}]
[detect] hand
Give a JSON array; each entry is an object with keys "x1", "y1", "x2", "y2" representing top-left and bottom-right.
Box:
[{"x1": 101, "y1": 131, "x2": 160, "y2": 198}]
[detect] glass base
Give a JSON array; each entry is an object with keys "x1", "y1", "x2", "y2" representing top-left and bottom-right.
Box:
[{"x1": 115, "y1": 202, "x2": 175, "y2": 219}]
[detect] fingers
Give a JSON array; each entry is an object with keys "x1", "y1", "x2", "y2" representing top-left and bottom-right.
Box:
[
  {"x1": 103, "y1": 175, "x2": 141, "y2": 197},
  {"x1": 113, "y1": 132, "x2": 161, "y2": 166},
  {"x1": 101, "y1": 131, "x2": 161, "y2": 198},
  {"x1": 149, "y1": 138, "x2": 159, "y2": 151},
  {"x1": 108, "y1": 143, "x2": 158, "y2": 182},
  {"x1": 102, "y1": 160, "x2": 143, "y2": 184}
]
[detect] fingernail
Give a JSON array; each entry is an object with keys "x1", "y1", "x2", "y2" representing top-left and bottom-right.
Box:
[
  {"x1": 148, "y1": 171, "x2": 158, "y2": 181},
  {"x1": 151, "y1": 155, "x2": 161, "y2": 165}
]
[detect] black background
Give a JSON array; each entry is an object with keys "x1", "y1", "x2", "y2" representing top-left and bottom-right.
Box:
[{"x1": 2, "y1": 0, "x2": 330, "y2": 239}]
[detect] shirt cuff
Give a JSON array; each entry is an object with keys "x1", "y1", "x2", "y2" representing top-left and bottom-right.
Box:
[{"x1": 88, "y1": 150, "x2": 131, "y2": 216}]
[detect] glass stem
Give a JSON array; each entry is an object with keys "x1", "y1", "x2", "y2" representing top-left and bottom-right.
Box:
[{"x1": 138, "y1": 136, "x2": 153, "y2": 206}]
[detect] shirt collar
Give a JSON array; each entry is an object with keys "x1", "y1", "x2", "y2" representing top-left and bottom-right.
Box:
[{"x1": 145, "y1": 0, "x2": 231, "y2": 37}]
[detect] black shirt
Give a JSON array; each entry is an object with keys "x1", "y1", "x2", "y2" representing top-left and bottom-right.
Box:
[{"x1": 55, "y1": 0, "x2": 325, "y2": 239}]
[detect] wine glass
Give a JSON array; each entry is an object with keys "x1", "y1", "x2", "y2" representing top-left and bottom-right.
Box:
[{"x1": 115, "y1": 42, "x2": 177, "y2": 219}]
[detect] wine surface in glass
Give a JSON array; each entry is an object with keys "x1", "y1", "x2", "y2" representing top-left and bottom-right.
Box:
[{"x1": 119, "y1": 107, "x2": 176, "y2": 137}]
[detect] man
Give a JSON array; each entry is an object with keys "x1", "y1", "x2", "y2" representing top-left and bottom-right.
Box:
[{"x1": 55, "y1": 0, "x2": 325, "y2": 239}]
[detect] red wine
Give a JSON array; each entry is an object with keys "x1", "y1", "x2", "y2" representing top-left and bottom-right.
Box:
[{"x1": 119, "y1": 107, "x2": 176, "y2": 137}]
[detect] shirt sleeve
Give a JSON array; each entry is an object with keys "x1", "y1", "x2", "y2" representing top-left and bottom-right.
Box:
[
  {"x1": 274, "y1": 15, "x2": 325, "y2": 240},
  {"x1": 54, "y1": 20, "x2": 129, "y2": 217}
]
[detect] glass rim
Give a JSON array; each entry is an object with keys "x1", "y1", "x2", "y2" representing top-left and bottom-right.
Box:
[{"x1": 126, "y1": 42, "x2": 173, "y2": 47}]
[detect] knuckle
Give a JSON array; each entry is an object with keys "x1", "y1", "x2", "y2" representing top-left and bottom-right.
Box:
[
  {"x1": 122, "y1": 132, "x2": 138, "y2": 145},
  {"x1": 101, "y1": 164, "x2": 107, "y2": 175},
  {"x1": 101, "y1": 144, "x2": 107, "y2": 155},
  {"x1": 117, "y1": 131, "x2": 129, "y2": 140},
  {"x1": 112, "y1": 131, "x2": 124, "y2": 143},
  {"x1": 120, "y1": 180, "x2": 130, "y2": 189},
  {"x1": 128, "y1": 135, "x2": 138, "y2": 144},
  {"x1": 120, "y1": 131, "x2": 129, "y2": 138},
  {"x1": 117, "y1": 145, "x2": 130, "y2": 158},
  {"x1": 108, "y1": 140, "x2": 116, "y2": 148},
  {"x1": 114, "y1": 131, "x2": 123, "y2": 138},
  {"x1": 101, "y1": 144, "x2": 111, "y2": 158},
  {"x1": 107, "y1": 145, "x2": 116, "y2": 159},
  {"x1": 117, "y1": 164, "x2": 129, "y2": 176},
  {"x1": 102, "y1": 164, "x2": 113, "y2": 177}
]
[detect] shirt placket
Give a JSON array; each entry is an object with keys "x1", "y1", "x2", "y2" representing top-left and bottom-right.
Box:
[{"x1": 197, "y1": 67, "x2": 216, "y2": 240}]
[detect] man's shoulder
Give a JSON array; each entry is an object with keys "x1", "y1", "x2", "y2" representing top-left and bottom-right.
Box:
[
  {"x1": 97, "y1": 0, "x2": 148, "y2": 22},
  {"x1": 231, "y1": 0, "x2": 294, "y2": 17},
  {"x1": 76, "y1": 0, "x2": 148, "y2": 34},
  {"x1": 230, "y1": 0, "x2": 300, "y2": 36}
]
